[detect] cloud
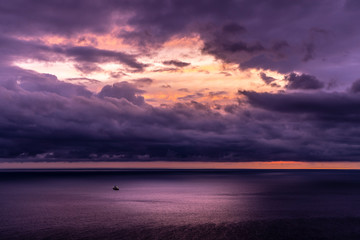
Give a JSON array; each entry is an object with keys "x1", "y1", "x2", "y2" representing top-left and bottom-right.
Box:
[
  {"x1": 0, "y1": 66, "x2": 92, "y2": 98},
  {"x1": 178, "y1": 88, "x2": 190, "y2": 92},
  {"x1": 2, "y1": 68, "x2": 360, "y2": 162},
  {"x1": 98, "y1": 82, "x2": 146, "y2": 106},
  {"x1": 222, "y1": 22, "x2": 246, "y2": 34},
  {"x1": 1, "y1": 0, "x2": 360, "y2": 84},
  {"x1": 74, "y1": 63, "x2": 103, "y2": 74},
  {"x1": 66, "y1": 78, "x2": 101, "y2": 85},
  {"x1": 0, "y1": 69, "x2": 235, "y2": 160},
  {"x1": 0, "y1": 36, "x2": 147, "y2": 72},
  {"x1": 2, "y1": 0, "x2": 360, "y2": 162},
  {"x1": 0, "y1": 1, "x2": 148, "y2": 37},
  {"x1": 302, "y1": 42, "x2": 315, "y2": 62},
  {"x1": 208, "y1": 91, "x2": 228, "y2": 98},
  {"x1": 152, "y1": 67, "x2": 179, "y2": 73},
  {"x1": 202, "y1": 37, "x2": 266, "y2": 65},
  {"x1": 163, "y1": 60, "x2": 191, "y2": 67},
  {"x1": 59, "y1": 46, "x2": 147, "y2": 72},
  {"x1": 259, "y1": 72, "x2": 276, "y2": 85},
  {"x1": 219, "y1": 71, "x2": 232, "y2": 77},
  {"x1": 177, "y1": 93, "x2": 204, "y2": 101},
  {"x1": 285, "y1": 73, "x2": 324, "y2": 90},
  {"x1": 240, "y1": 90, "x2": 360, "y2": 118},
  {"x1": 350, "y1": 79, "x2": 360, "y2": 93},
  {"x1": 131, "y1": 78, "x2": 153, "y2": 87}
]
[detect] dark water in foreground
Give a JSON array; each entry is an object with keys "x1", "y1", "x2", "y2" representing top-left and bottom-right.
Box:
[{"x1": 1, "y1": 169, "x2": 360, "y2": 239}]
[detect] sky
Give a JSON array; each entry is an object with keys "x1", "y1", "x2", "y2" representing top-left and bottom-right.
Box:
[{"x1": 1, "y1": 0, "x2": 360, "y2": 164}]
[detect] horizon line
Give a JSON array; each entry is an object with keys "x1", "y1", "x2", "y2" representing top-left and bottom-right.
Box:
[{"x1": 1, "y1": 161, "x2": 360, "y2": 170}]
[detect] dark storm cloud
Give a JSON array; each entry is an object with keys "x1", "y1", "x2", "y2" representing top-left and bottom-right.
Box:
[
  {"x1": 285, "y1": 73, "x2": 324, "y2": 90},
  {"x1": 2, "y1": 69, "x2": 360, "y2": 161},
  {"x1": 2, "y1": 0, "x2": 360, "y2": 162},
  {"x1": 0, "y1": 36, "x2": 147, "y2": 72},
  {"x1": 0, "y1": 66, "x2": 92, "y2": 97},
  {"x1": 202, "y1": 38, "x2": 266, "y2": 64},
  {"x1": 163, "y1": 60, "x2": 191, "y2": 68},
  {"x1": 98, "y1": 82, "x2": 146, "y2": 106},
  {"x1": 240, "y1": 90, "x2": 360, "y2": 118},
  {"x1": 56, "y1": 46, "x2": 147, "y2": 72},
  {"x1": 0, "y1": 36, "x2": 57, "y2": 63},
  {"x1": 111, "y1": 0, "x2": 358, "y2": 84},
  {"x1": 0, "y1": 68, "x2": 236, "y2": 160},
  {"x1": 222, "y1": 23, "x2": 246, "y2": 34},
  {"x1": 0, "y1": 0, "x2": 115, "y2": 35},
  {"x1": 237, "y1": 89, "x2": 360, "y2": 161},
  {"x1": 350, "y1": 79, "x2": 360, "y2": 93},
  {"x1": 259, "y1": 72, "x2": 276, "y2": 85},
  {"x1": 345, "y1": 0, "x2": 360, "y2": 9},
  {"x1": 217, "y1": 41, "x2": 264, "y2": 54},
  {"x1": 1, "y1": 0, "x2": 359, "y2": 82}
]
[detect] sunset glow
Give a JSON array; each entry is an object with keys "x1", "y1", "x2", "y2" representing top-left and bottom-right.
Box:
[
  {"x1": 1, "y1": 0, "x2": 360, "y2": 164},
  {"x1": 3, "y1": 2, "x2": 360, "y2": 239}
]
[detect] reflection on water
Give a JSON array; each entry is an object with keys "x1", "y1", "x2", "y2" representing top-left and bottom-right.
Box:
[{"x1": 1, "y1": 170, "x2": 360, "y2": 232}]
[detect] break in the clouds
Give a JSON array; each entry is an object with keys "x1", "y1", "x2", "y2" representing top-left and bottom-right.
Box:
[{"x1": 1, "y1": 0, "x2": 360, "y2": 162}]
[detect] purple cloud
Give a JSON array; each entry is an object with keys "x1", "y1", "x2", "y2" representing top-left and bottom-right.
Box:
[
  {"x1": 1, "y1": 0, "x2": 359, "y2": 84},
  {"x1": 163, "y1": 60, "x2": 191, "y2": 68},
  {"x1": 1, "y1": 68, "x2": 360, "y2": 162},
  {"x1": 131, "y1": 78, "x2": 154, "y2": 87},
  {"x1": 259, "y1": 72, "x2": 276, "y2": 85},
  {"x1": 285, "y1": 73, "x2": 324, "y2": 90},
  {"x1": 98, "y1": 82, "x2": 146, "y2": 106},
  {"x1": 0, "y1": 36, "x2": 147, "y2": 72},
  {"x1": 1, "y1": 0, "x2": 360, "y2": 163}
]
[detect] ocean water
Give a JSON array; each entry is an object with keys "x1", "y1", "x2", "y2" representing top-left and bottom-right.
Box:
[{"x1": 1, "y1": 169, "x2": 360, "y2": 239}]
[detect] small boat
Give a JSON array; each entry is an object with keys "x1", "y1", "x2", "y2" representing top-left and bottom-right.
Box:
[{"x1": 113, "y1": 185, "x2": 119, "y2": 191}]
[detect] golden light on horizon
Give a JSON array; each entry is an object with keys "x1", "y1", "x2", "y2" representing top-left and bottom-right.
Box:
[{"x1": 2, "y1": 161, "x2": 360, "y2": 170}]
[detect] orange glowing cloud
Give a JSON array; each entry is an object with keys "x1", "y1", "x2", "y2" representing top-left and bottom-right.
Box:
[{"x1": 13, "y1": 31, "x2": 286, "y2": 107}]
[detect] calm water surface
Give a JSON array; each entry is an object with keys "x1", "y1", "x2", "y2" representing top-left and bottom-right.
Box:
[{"x1": 1, "y1": 170, "x2": 360, "y2": 232}]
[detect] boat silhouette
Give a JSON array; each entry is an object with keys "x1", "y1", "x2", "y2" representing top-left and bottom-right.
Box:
[{"x1": 113, "y1": 185, "x2": 119, "y2": 190}]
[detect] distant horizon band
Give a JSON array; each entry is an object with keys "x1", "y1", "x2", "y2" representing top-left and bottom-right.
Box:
[{"x1": 1, "y1": 161, "x2": 360, "y2": 170}]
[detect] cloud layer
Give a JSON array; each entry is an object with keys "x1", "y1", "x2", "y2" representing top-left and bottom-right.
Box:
[
  {"x1": 1, "y1": 67, "x2": 360, "y2": 162},
  {"x1": 1, "y1": 0, "x2": 360, "y2": 162}
]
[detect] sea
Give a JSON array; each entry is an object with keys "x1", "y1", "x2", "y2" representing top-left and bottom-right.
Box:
[{"x1": 1, "y1": 169, "x2": 360, "y2": 239}]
